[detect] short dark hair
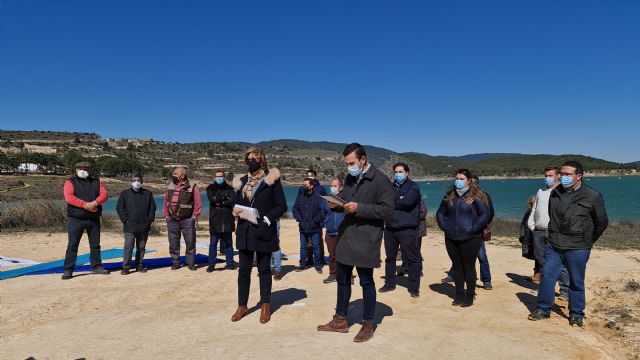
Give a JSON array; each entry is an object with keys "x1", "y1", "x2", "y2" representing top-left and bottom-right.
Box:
[
  {"x1": 544, "y1": 166, "x2": 560, "y2": 175},
  {"x1": 307, "y1": 169, "x2": 317, "y2": 176},
  {"x1": 303, "y1": 177, "x2": 315, "y2": 185},
  {"x1": 342, "y1": 143, "x2": 366, "y2": 160},
  {"x1": 562, "y1": 160, "x2": 584, "y2": 174},
  {"x1": 471, "y1": 175, "x2": 479, "y2": 183},
  {"x1": 132, "y1": 174, "x2": 143, "y2": 182},
  {"x1": 215, "y1": 169, "x2": 225, "y2": 175},
  {"x1": 393, "y1": 162, "x2": 410, "y2": 172}
]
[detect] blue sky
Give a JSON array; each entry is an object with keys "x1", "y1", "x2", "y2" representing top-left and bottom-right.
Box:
[{"x1": 1, "y1": 1, "x2": 638, "y2": 162}]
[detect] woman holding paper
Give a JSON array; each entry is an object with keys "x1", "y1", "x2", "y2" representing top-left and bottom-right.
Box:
[{"x1": 230, "y1": 147, "x2": 287, "y2": 324}]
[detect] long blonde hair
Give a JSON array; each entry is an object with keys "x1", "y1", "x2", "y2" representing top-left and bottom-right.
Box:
[{"x1": 244, "y1": 147, "x2": 268, "y2": 171}]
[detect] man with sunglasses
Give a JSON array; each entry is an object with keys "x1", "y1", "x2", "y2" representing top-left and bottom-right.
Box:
[{"x1": 528, "y1": 160, "x2": 608, "y2": 327}]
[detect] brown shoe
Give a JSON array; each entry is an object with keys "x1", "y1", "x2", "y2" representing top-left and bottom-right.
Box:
[
  {"x1": 231, "y1": 306, "x2": 248, "y2": 322},
  {"x1": 353, "y1": 320, "x2": 374, "y2": 343},
  {"x1": 317, "y1": 314, "x2": 349, "y2": 333},
  {"x1": 273, "y1": 271, "x2": 282, "y2": 281},
  {"x1": 136, "y1": 266, "x2": 147, "y2": 273},
  {"x1": 260, "y1": 303, "x2": 271, "y2": 324},
  {"x1": 120, "y1": 268, "x2": 130, "y2": 275},
  {"x1": 530, "y1": 272, "x2": 541, "y2": 283}
]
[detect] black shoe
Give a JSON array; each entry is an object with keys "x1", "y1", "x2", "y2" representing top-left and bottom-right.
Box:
[
  {"x1": 452, "y1": 293, "x2": 464, "y2": 306},
  {"x1": 92, "y1": 266, "x2": 110, "y2": 275},
  {"x1": 410, "y1": 289, "x2": 420, "y2": 298},
  {"x1": 396, "y1": 270, "x2": 405, "y2": 277},
  {"x1": 188, "y1": 265, "x2": 197, "y2": 271},
  {"x1": 569, "y1": 316, "x2": 584, "y2": 327},
  {"x1": 171, "y1": 262, "x2": 181, "y2": 270},
  {"x1": 316, "y1": 267, "x2": 323, "y2": 274},
  {"x1": 224, "y1": 264, "x2": 237, "y2": 270},
  {"x1": 483, "y1": 281, "x2": 493, "y2": 290},
  {"x1": 461, "y1": 292, "x2": 475, "y2": 307},
  {"x1": 121, "y1": 268, "x2": 130, "y2": 275},
  {"x1": 323, "y1": 274, "x2": 337, "y2": 284},
  {"x1": 295, "y1": 266, "x2": 306, "y2": 272},
  {"x1": 528, "y1": 309, "x2": 551, "y2": 321},
  {"x1": 61, "y1": 272, "x2": 73, "y2": 280},
  {"x1": 378, "y1": 285, "x2": 396, "y2": 293},
  {"x1": 206, "y1": 265, "x2": 215, "y2": 273}
]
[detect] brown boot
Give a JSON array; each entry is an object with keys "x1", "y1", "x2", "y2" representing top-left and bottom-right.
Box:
[
  {"x1": 273, "y1": 271, "x2": 282, "y2": 281},
  {"x1": 353, "y1": 320, "x2": 374, "y2": 343},
  {"x1": 531, "y1": 272, "x2": 541, "y2": 283},
  {"x1": 317, "y1": 314, "x2": 349, "y2": 333},
  {"x1": 260, "y1": 303, "x2": 271, "y2": 324},
  {"x1": 231, "y1": 306, "x2": 248, "y2": 322}
]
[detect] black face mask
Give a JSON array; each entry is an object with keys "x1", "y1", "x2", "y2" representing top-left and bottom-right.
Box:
[
  {"x1": 171, "y1": 176, "x2": 180, "y2": 185},
  {"x1": 247, "y1": 160, "x2": 261, "y2": 173}
]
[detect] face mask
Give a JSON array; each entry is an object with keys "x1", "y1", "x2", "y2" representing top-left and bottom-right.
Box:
[
  {"x1": 347, "y1": 164, "x2": 362, "y2": 177},
  {"x1": 132, "y1": 181, "x2": 142, "y2": 190},
  {"x1": 171, "y1": 176, "x2": 180, "y2": 185},
  {"x1": 544, "y1": 176, "x2": 555, "y2": 187},
  {"x1": 454, "y1": 179, "x2": 466, "y2": 190},
  {"x1": 247, "y1": 160, "x2": 261, "y2": 173},
  {"x1": 215, "y1": 177, "x2": 224, "y2": 185},
  {"x1": 76, "y1": 170, "x2": 89, "y2": 179},
  {"x1": 560, "y1": 175, "x2": 574, "y2": 188},
  {"x1": 330, "y1": 186, "x2": 339, "y2": 195},
  {"x1": 394, "y1": 173, "x2": 406, "y2": 183}
]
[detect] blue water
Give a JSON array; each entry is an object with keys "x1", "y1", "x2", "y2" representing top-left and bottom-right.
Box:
[{"x1": 98, "y1": 176, "x2": 640, "y2": 222}]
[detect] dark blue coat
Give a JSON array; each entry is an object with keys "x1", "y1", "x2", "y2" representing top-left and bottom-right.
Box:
[
  {"x1": 293, "y1": 190, "x2": 325, "y2": 233},
  {"x1": 436, "y1": 190, "x2": 490, "y2": 241},
  {"x1": 386, "y1": 179, "x2": 421, "y2": 230},
  {"x1": 322, "y1": 198, "x2": 346, "y2": 236}
]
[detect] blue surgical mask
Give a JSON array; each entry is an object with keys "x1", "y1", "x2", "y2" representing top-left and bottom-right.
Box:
[
  {"x1": 348, "y1": 165, "x2": 362, "y2": 177},
  {"x1": 560, "y1": 175, "x2": 574, "y2": 188},
  {"x1": 132, "y1": 180, "x2": 142, "y2": 190},
  {"x1": 394, "y1": 173, "x2": 406, "y2": 183},
  {"x1": 544, "y1": 176, "x2": 555, "y2": 187},
  {"x1": 454, "y1": 179, "x2": 466, "y2": 190},
  {"x1": 330, "y1": 186, "x2": 339, "y2": 195},
  {"x1": 215, "y1": 177, "x2": 224, "y2": 185}
]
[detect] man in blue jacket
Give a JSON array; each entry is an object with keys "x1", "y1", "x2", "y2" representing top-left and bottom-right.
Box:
[
  {"x1": 379, "y1": 162, "x2": 422, "y2": 298},
  {"x1": 293, "y1": 177, "x2": 325, "y2": 273}
]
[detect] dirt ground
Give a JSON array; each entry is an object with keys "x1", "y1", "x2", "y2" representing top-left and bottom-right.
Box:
[{"x1": 1, "y1": 219, "x2": 639, "y2": 360}]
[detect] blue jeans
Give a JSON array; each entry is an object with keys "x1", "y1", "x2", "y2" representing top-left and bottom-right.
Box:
[
  {"x1": 536, "y1": 244, "x2": 591, "y2": 318},
  {"x1": 209, "y1": 232, "x2": 234, "y2": 266},
  {"x1": 533, "y1": 229, "x2": 569, "y2": 297},
  {"x1": 449, "y1": 240, "x2": 492, "y2": 282},
  {"x1": 336, "y1": 262, "x2": 375, "y2": 321},
  {"x1": 299, "y1": 232, "x2": 321, "y2": 269},
  {"x1": 271, "y1": 250, "x2": 282, "y2": 271}
]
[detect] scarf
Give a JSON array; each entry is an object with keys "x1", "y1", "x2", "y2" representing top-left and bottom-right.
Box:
[
  {"x1": 243, "y1": 170, "x2": 265, "y2": 201},
  {"x1": 456, "y1": 186, "x2": 470, "y2": 197}
]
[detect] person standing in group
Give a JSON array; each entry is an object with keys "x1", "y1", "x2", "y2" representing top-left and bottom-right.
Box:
[
  {"x1": 61, "y1": 161, "x2": 110, "y2": 280},
  {"x1": 231, "y1": 147, "x2": 287, "y2": 324},
  {"x1": 272, "y1": 220, "x2": 283, "y2": 280},
  {"x1": 293, "y1": 177, "x2": 325, "y2": 274},
  {"x1": 162, "y1": 166, "x2": 202, "y2": 271},
  {"x1": 527, "y1": 166, "x2": 569, "y2": 303},
  {"x1": 317, "y1": 143, "x2": 394, "y2": 342},
  {"x1": 302, "y1": 169, "x2": 327, "y2": 267},
  {"x1": 379, "y1": 162, "x2": 422, "y2": 298},
  {"x1": 436, "y1": 169, "x2": 490, "y2": 307},
  {"x1": 206, "y1": 170, "x2": 236, "y2": 272},
  {"x1": 528, "y1": 161, "x2": 608, "y2": 327},
  {"x1": 399, "y1": 198, "x2": 427, "y2": 277},
  {"x1": 116, "y1": 174, "x2": 156, "y2": 275},
  {"x1": 321, "y1": 178, "x2": 346, "y2": 284}
]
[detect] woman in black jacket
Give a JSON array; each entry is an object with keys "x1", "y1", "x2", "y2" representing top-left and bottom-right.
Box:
[
  {"x1": 230, "y1": 147, "x2": 287, "y2": 324},
  {"x1": 436, "y1": 169, "x2": 490, "y2": 307}
]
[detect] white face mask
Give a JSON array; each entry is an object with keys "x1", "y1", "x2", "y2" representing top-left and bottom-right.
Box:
[
  {"x1": 132, "y1": 181, "x2": 142, "y2": 190},
  {"x1": 76, "y1": 170, "x2": 89, "y2": 179}
]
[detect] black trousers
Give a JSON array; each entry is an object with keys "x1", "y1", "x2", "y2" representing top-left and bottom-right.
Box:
[
  {"x1": 445, "y1": 236, "x2": 483, "y2": 296},
  {"x1": 123, "y1": 231, "x2": 149, "y2": 269},
  {"x1": 238, "y1": 249, "x2": 272, "y2": 306},
  {"x1": 64, "y1": 217, "x2": 102, "y2": 272},
  {"x1": 384, "y1": 228, "x2": 420, "y2": 291}
]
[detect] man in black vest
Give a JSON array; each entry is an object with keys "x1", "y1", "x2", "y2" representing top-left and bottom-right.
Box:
[
  {"x1": 162, "y1": 166, "x2": 202, "y2": 270},
  {"x1": 62, "y1": 161, "x2": 110, "y2": 280},
  {"x1": 116, "y1": 174, "x2": 157, "y2": 275}
]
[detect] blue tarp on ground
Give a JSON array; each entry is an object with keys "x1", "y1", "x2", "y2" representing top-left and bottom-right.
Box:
[
  {"x1": 26, "y1": 254, "x2": 222, "y2": 275},
  {"x1": 0, "y1": 248, "x2": 155, "y2": 280}
]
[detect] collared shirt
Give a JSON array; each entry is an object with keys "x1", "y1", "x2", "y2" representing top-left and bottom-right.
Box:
[{"x1": 162, "y1": 181, "x2": 202, "y2": 220}]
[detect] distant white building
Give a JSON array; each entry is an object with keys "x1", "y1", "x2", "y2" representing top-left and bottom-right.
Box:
[{"x1": 18, "y1": 163, "x2": 40, "y2": 173}]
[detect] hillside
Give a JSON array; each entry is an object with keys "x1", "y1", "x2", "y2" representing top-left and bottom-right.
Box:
[{"x1": 0, "y1": 130, "x2": 635, "y2": 185}]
